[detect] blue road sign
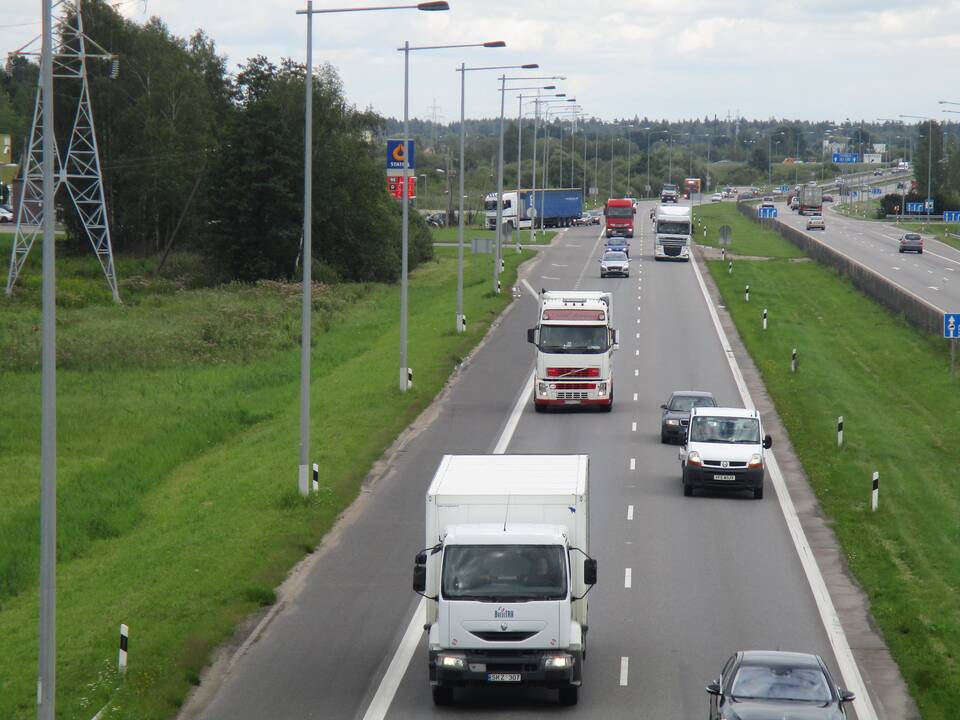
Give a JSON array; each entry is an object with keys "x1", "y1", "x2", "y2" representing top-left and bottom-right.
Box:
[
  {"x1": 777, "y1": 185, "x2": 790, "y2": 193},
  {"x1": 757, "y1": 206, "x2": 778, "y2": 219},
  {"x1": 871, "y1": 187, "x2": 883, "y2": 197},
  {"x1": 944, "y1": 211, "x2": 960, "y2": 222},
  {"x1": 832, "y1": 152, "x2": 860, "y2": 164},
  {"x1": 386, "y1": 139, "x2": 415, "y2": 170},
  {"x1": 906, "y1": 202, "x2": 924, "y2": 213},
  {"x1": 945, "y1": 313, "x2": 960, "y2": 339},
  {"x1": 850, "y1": 191, "x2": 860, "y2": 199}
]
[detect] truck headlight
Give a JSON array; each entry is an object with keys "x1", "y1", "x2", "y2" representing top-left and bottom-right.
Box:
[
  {"x1": 538, "y1": 382, "x2": 548, "y2": 396},
  {"x1": 597, "y1": 382, "x2": 607, "y2": 396},
  {"x1": 544, "y1": 653, "x2": 574, "y2": 669},
  {"x1": 437, "y1": 653, "x2": 466, "y2": 669}
]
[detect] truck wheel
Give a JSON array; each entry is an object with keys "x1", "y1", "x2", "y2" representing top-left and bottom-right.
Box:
[
  {"x1": 432, "y1": 686, "x2": 454, "y2": 706},
  {"x1": 558, "y1": 686, "x2": 579, "y2": 706}
]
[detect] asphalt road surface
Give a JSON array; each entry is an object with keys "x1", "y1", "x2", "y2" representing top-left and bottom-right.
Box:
[{"x1": 189, "y1": 206, "x2": 868, "y2": 720}]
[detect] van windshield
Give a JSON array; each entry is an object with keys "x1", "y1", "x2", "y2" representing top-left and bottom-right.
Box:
[
  {"x1": 442, "y1": 544, "x2": 567, "y2": 601},
  {"x1": 539, "y1": 325, "x2": 609, "y2": 353},
  {"x1": 690, "y1": 416, "x2": 760, "y2": 444}
]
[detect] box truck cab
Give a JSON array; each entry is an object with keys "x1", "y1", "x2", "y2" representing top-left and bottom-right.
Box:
[
  {"x1": 527, "y1": 291, "x2": 618, "y2": 411},
  {"x1": 413, "y1": 454, "x2": 596, "y2": 706},
  {"x1": 604, "y1": 197, "x2": 635, "y2": 238},
  {"x1": 654, "y1": 204, "x2": 692, "y2": 261},
  {"x1": 661, "y1": 183, "x2": 679, "y2": 203}
]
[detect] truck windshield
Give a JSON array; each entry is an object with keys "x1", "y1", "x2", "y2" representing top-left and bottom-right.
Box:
[
  {"x1": 606, "y1": 206, "x2": 633, "y2": 217},
  {"x1": 689, "y1": 416, "x2": 760, "y2": 444},
  {"x1": 442, "y1": 544, "x2": 567, "y2": 601},
  {"x1": 657, "y1": 221, "x2": 690, "y2": 235},
  {"x1": 484, "y1": 199, "x2": 512, "y2": 211},
  {"x1": 538, "y1": 325, "x2": 609, "y2": 353}
]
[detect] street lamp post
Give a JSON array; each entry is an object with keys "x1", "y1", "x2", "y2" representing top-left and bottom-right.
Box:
[
  {"x1": 625, "y1": 125, "x2": 635, "y2": 196},
  {"x1": 399, "y1": 38, "x2": 506, "y2": 393},
  {"x1": 768, "y1": 130, "x2": 785, "y2": 189},
  {"x1": 528, "y1": 94, "x2": 566, "y2": 243},
  {"x1": 901, "y1": 114, "x2": 935, "y2": 223},
  {"x1": 534, "y1": 97, "x2": 576, "y2": 234},
  {"x1": 647, "y1": 129, "x2": 667, "y2": 198},
  {"x1": 295, "y1": 0, "x2": 450, "y2": 491}
]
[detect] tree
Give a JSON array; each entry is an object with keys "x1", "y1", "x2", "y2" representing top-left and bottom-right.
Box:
[
  {"x1": 913, "y1": 120, "x2": 945, "y2": 201},
  {"x1": 748, "y1": 145, "x2": 768, "y2": 173}
]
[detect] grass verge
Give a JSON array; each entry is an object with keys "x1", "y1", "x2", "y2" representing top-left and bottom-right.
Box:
[
  {"x1": 430, "y1": 226, "x2": 557, "y2": 245},
  {"x1": 692, "y1": 203, "x2": 804, "y2": 258},
  {"x1": 0, "y1": 244, "x2": 532, "y2": 719},
  {"x1": 706, "y1": 237, "x2": 958, "y2": 719}
]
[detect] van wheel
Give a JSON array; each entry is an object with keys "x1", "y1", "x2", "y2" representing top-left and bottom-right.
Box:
[
  {"x1": 753, "y1": 485, "x2": 764, "y2": 500},
  {"x1": 558, "y1": 686, "x2": 579, "y2": 706},
  {"x1": 432, "y1": 686, "x2": 454, "y2": 706},
  {"x1": 683, "y1": 482, "x2": 693, "y2": 497}
]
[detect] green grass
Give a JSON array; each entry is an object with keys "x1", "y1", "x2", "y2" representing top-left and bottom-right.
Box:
[
  {"x1": 692, "y1": 203, "x2": 804, "y2": 258},
  {"x1": 707, "y1": 255, "x2": 960, "y2": 720},
  {"x1": 430, "y1": 226, "x2": 557, "y2": 245},
  {"x1": 0, "y1": 242, "x2": 532, "y2": 719},
  {"x1": 834, "y1": 200, "x2": 881, "y2": 220}
]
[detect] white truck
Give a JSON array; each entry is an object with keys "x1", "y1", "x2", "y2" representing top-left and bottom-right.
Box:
[
  {"x1": 413, "y1": 454, "x2": 596, "y2": 706},
  {"x1": 654, "y1": 204, "x2": 692, "y2": 261},
  {"x1": 526, "y1": 291, "x2": 618, "y2": 411}
]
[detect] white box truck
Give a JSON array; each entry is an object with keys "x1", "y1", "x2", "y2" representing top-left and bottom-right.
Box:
[
  {"x1": 654, "y1": 204, "x2": 692, "y2": 261},
  {"x1": 413, "y1": 454, "x2": 596, "y2": 706},
  {"x1": 527, "y1": 291, "x2": 619, "y2": 411}
]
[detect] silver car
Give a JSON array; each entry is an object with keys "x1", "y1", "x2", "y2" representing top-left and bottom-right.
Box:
[
  {"x1": 899, "y1": 233, "x2": 923, "y2": 254},
  {"x1": 600, "y1": 250, "x2": 630, "y2": 278}
]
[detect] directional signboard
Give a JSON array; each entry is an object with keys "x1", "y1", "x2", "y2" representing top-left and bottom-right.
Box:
[
  {"x1": 906, "y1": 202, "x2": 924, "y2": 213},
  {"x1": 757, "y1": 206, "x2": 778, "y2": 219},
  {"x1": 925, "y1": 199, "x2": 935, "y2": 211},
  {"x1": 871, "y1": 187, "x2": 883, "y2": 197},
  {"x1": 386, "y1": 139, "x2": 415, "y2": 170},
  {"x1": 944, "y1": 211, "x2": 960, "y2": 223},
  {"x1": 832, "y1": 152, "x2": 860, "y2": 164},
  {"x1": 945, "y1": 313, "x2": 960, "y2": 339},
  {"x1": 777, "y1": 185, "x2": 790, "y2": 193}
]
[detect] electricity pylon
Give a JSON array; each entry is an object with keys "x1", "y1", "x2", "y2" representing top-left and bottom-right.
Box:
[{"x1": 6, "y1": 0, "x2": 120, "y2": 302}]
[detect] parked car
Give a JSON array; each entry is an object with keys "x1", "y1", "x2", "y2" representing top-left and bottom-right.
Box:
[
  {"x1": 806, "y1": 215, "x2": 825, "y2": 231},
  {"x1": 680, "y1": 406, "x2": 772, "y2": 499},
  {"x1": 0, "y1": 206, "x2": 13, "y2": 223},
  {"x1": 661, "y1": 391, "x2": 717, "y2": 444},
  {"x1": 706, "y1": 650, "x2": 855, "y2": 720},
  {"x1": 599, "y1": 249, "x2": 629, "y2": 278},
  {"x1": 899, "y1": 232, "x2": 923, "y2": 254},
  {"x1": 711, "y1": 192, "x2": 722, "y2": 203}
]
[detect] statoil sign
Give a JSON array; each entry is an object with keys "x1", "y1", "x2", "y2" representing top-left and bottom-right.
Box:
[{"x1": 386, "y1": 139, "x2": 415, "y2": 170}]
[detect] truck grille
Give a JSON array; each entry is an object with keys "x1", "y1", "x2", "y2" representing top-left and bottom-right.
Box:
[
  {"x1": 557, "y1": 391, "x2": 589, "y2": 400},
  {"x1": 469, "y1": 631, "x2": 538, "y2": 642},
  {"x1": 555, "y1": 383, "x2": 596, "y2": 390}
]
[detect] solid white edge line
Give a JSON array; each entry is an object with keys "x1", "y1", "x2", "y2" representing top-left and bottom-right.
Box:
[
  {"x1": 619, "y1": 656, "x2": 629, "y2": 686},
  {"x1": 361, "y1": 600, "x2": 426, "y2": 720},
  {"x1": 624, "y1": 567, "x2": 632, "y2": 589},
  {"x1": 689, "y1": 251, "x2": 878, "y2": 720},
  {"x1": 627, "y1": 504, "x2": 634, "y2": 520}
]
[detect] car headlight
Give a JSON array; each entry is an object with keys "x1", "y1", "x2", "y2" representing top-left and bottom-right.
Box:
[
  {"x1": 665, "y1": 418, "x2": 680, "y2": 426},
  {"x1": 544, "y1": 653, "x2": 574, "y2": 669},
  {"x1": 686, "y1": 451, "x2": 701, "y2": 467},
  {"x1": 437, "y1": 653, "x2": 466, "y2": 669},
  {"x1": 748, "y1": 452, "x2": 763, "y2": 469}
]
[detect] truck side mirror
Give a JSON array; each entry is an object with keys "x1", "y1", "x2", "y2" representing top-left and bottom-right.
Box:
[
  {"x1": 763, "y1": 434, "x2": 772, "y2": 449},
  {"x1": 413, "y1": 564, "x2": 426, "y2": 593},
  {"x1": 526, "y1": 328, "x2": 536, "y2": 344},
  {"x1": 583, "y1": 558, "x2": 597, "y2": 585},
  {"x1": 611, "y1": 329, "x2": 620, "y2": 349}
]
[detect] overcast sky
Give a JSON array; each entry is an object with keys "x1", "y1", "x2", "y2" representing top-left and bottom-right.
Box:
[{"x1": 2, "y1": 0, "x2": 959, "y2": 123}]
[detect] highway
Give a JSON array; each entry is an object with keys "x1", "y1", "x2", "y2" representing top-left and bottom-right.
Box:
[
  {"x1": 775, "y1": 198, "x2": 960, "y2": 311},
  {"x1": 186, "y1": 205, "x2": 875, "y2": 720}
]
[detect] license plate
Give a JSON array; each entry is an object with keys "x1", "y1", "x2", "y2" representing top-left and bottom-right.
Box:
[
  {"x1": 714, "y1": 474, "x2": 736, "y2": 481},
  {"x1": 564, "y1": 400, "x2": 580, "y2": 405},
  {"x1": 487, "y1": 673, "x2": 521, "y2": 683}
]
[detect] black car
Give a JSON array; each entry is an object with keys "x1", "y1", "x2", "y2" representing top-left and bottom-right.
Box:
[
  {"x1": 660, "y1": 390, "x2": 716, "y2": 443},
  {"x1": 707, "y1": 650, "x2": 855, "y2": 720}
]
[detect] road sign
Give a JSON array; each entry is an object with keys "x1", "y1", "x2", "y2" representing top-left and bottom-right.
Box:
[
  {"x1": 832, "y1": 152, "x2": 860, "y2": 164},
  {"x1": 471, "y1": 237, "x2": 493, "y2": 254},
  {"x1": 386, "y1": 139, "x2": 415, "y2": 170},
  {"x1": 850, "y1": 191, "x2": 860, "y2": 200},
  {"x1": 944, "y1": 313, "x2": 960, "y2": 339},
  {"x1": 386, "y1": 175, "x2": 416, "y2": 199},
  {"x1": 944, "y1": 211, "x2": 960, "y2": 223},
  {"x1": 925, "y1": 199, "x2": 935, "y2": 211},
  {"x1": 588, "y1": 186, "x2": 598, "y2": 197},
  {"x1": 777, "y1": 185, "x2": 790, "y2": 193},
  {"x1": 870, "y1": 187, "x2": 883, "y2": 197},
  {"x1": 757, "y1": 207, "x2": 778, "y2": 219},
  {"x1": 719, "y1": 225, "x2": 732, "y2": 245},
  {"x1": 906, "y1": 202, "x2": 924, "y2": 213}
]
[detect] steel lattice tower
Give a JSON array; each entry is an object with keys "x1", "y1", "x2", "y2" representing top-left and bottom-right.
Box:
[{"x1": 6, "y1": 0, "x2": 120, "y2": 302}]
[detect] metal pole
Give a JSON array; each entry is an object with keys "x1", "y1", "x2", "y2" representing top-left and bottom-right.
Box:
[
  {"x1": 298, "y1": 1, "x2": 314, "y2": 496},
  {"x1": 516, "y1": 94, "x2": 523, "y2": 221},
  {"x1": 493, "y1": 73, "x2": 506, "y2": 293},
  {"x1": 927, "y1": 118, "x2": 933, "y2": 223},
  {"x1": 530, "y1": 99, "x2": 538, "y2": 243},
  {"x1": 400, "y1": 40, "x2": 410, "y2": 390},
  {"x1": 768, "y1": 133, "x2": 772, "y2": 188},
  {"x1": 38, "y1": 0, "x2": 57, "y2": 713},
  {"x1": 668, "y1": 133, "x2": 673, "y2": 183},
  {"x1": 594, "y1": 131, "x2": 599, "y2": 201},
  {"x1": 456, "y1": 62, "x2": 465, "y2": 332},
  {"x1": 627, "y1": 128, "x2": 632, "y2": 196},
  {"x1": 541, "y1": 115, "x2": 548, "y2": 233},
  {"x1": 609, "y1": 134, "x2": 614, "y2": 196},
  {"x1": 582, "y1": 123, "x2": 587, "y2": 199},
  {"x1": 646, "y1": 132, "x2": 651, "y2": 198}
]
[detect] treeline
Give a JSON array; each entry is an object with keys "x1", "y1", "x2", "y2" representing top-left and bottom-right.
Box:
[{"x1": 0, "y1": 0, "x2": 431, "y2": 284}]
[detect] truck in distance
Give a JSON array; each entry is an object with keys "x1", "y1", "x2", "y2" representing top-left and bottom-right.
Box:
[
  {"x1": 528, "y1": 291, "x2": 618, "y2": 411},
  {"x1": 604, "y1": 197, "x2": 635, "y2": 238},
  {"x1": 661, "y1": 183, "x2": 679, "y2": 203},
  {"x1": 797, "y1": 185, "x2": 823, "y2": 216},
  {"x1": 413, "y1": 454, "x2": 597, "y2": 706},
  {"x1": 683, "y1": 177, "x2": 701, "y2": 199},
  {"x1": 654, "y1": 204, "x2": 692, "y2": 261},
  {"x1": 485, "y1": 188, "x2": 583, "y2": 230}
]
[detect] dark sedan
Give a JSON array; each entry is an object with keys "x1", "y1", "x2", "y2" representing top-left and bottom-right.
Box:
[
  {"x1": 660, "y1": 390, "x2": 716, "y2": 443},
  {"x1": 707, "y1": 650, "x2": 855, "y2": 720}
]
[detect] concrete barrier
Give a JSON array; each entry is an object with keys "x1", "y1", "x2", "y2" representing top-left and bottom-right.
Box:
[{"x1": 734, "y1": 201, "x2": 943, "y2": 335}]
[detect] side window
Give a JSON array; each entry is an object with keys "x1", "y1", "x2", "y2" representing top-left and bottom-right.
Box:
[{"x1": 721, "y1": 655, "x2": 737, "y2": 693}]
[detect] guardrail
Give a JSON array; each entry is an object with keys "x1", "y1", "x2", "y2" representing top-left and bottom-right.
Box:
[{"x1": 735, "y1": 201, "x2": 943, "y2": 335}]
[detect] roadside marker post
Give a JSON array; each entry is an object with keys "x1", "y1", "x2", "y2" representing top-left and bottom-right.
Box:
[
  {"x1": 745, "y1": 284, "x2": 750, "y2": 303},
  {"x1": 728, "y1": 260, "x2": 732, "y2": 275},
  {"x1": 312, "y1": 463, "x2": 319, "y2": 493},
  {"x1": 119, "y1": 624, "x2": 129, "y2": 675},
  {"x1": 791, "y1": 348, "x2": 798, "y2": 373},
  {"x1": 871, "y1": 472, "x2": 879, "y2": 512},
  {"x1": 837, "y1": 416, "x2": 843, "y2": 448},
  {"x1": 762, "y1": 308, "x2": 767, "y2": 331},
  {"x1": 406, "y1": 368, "x2": 413, "y2": 389},
  {"x1": 721, "y1": 247, "x2": 725, "y2": 261}
]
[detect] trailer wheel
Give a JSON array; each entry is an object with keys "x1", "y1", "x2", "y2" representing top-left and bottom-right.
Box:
[
  {"x1": 432, "y1": 686, "x2": 454, "y2": 706},
  {"x1": 558, "y1": 687, "x2": 579, "y2": 706}
]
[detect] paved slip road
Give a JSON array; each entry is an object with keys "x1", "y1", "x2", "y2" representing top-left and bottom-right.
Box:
[{"x1": 189, "y1": 203, "x2": 863, "y2": 720}]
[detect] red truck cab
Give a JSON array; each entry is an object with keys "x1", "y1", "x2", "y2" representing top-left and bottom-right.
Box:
[{"x1": 604, "y1": 198, "x2": 635, "y2": 238}]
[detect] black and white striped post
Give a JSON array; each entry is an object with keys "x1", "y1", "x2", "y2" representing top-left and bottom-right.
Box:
[
  {"x1": 460, "y1": 315, "x2": 467, "y2": 332},
  {"x1": 837, "y1": 416, "x2": 844, "y2": 448},
  {"x1": 119, "y1": 624, "x2": 129, "y2": 675},
  {"x1": 791, "y1": 348, "x2": 798, "y2": 373},
  {"x1": 762, "y1": 308, "x2": 768, "y2": 330},
  {"x1": 871, "y1": 471, "x2": 879, "y2": 512},
  {"x1": 721, "y1": 247, "x2": 726, "y2": 261},
  {"x1": 744, "y1": 284, "x2": 750, "y2": 302},
  {"x1": 407, "y1": 368, "x2": 413, "y2": 388},
  {"x1": 728, "y1": 260, "x2": 733, "y2": 275},
  {"x1": 312, "y1": 463, "x2": 319, "y2": 493},
  {"x1": 500, "y1": 258, "x2": 505, "y2": 273}
]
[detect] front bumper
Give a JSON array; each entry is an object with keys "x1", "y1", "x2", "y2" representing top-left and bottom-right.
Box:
[
  {"x1": 601, "y1": 265, "x2": 629, "y2": 276},
  {"x1": 655, "y1": 244, "x2": 689, "y2": 260},
  {"x1": 430, "y1": 648, "x2": 582, "y2": 689},
  {"x1": 606, "y1": 227, "x2": 633, "y2": 238},
  {"x1": 534, "y1": 380, "x2": 612, "y2": 406},
  {"x1": 683, "y1": 465, "x2": 764, "y2": 491},
  {"x1": 661, "y1": 421, "x2": 688, "y2": 439}
]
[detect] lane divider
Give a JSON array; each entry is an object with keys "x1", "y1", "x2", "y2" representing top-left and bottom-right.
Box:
[
  {"x1": 627, "y1": 505, "x2": 634, "y2": 520},
  {"x1": 624, "y1": 568, "x2": 632, "y2": 589},
  {"x1": 619, "y1": 657, "x2": 629, "y2": 687}
]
